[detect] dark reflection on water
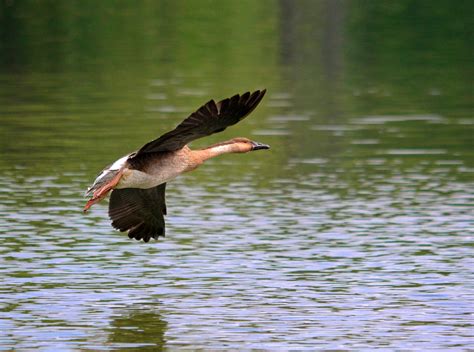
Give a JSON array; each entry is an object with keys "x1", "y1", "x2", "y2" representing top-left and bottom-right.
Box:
[
  {"x1": 0, "y1": 0, "x2": 473, "y2": 350},
  {"x1": 107, "y1": 304, "x2": 167, "y2": 351}
]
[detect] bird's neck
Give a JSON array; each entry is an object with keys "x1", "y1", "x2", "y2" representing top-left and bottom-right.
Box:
[{"x1": 192, "y1": 142, "x2": 248, "y2": 162}]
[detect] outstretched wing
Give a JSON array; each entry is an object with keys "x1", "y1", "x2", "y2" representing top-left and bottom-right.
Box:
[
  {"x1": 108, "y1": 183, "x2": 167, "y2": 242},
  {"x1": 133, "y1": 89, "x2": 266, "y2": 155}
]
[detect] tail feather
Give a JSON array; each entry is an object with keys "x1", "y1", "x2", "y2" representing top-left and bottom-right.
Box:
[{"x1": 85, "y1": 169, "x2": 121, "y2": 197}]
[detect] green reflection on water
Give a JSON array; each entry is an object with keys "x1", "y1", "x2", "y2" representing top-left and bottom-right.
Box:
[
  {"x1": 107, "y1": 307, "x2": 168, "y2": 351},
  {"x1": 0, "y1": 0, "x2": 471, "y2": 176},
  {"x1": 0, "y1": 0, "x2": 278, "y2": 175},
  {"x1": 0, "y1": 1, "x2": 472, "y2": 349}
]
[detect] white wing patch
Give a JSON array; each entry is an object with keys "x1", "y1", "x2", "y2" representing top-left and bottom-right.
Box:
[{"x1": 110, "y1": 155, "x2": 129, "y2": 170}]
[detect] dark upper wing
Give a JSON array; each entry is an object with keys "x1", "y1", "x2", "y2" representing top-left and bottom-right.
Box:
[
  {"x1": 108, "y1": 183, "x2": 167, "y2": 242},
  {"x1": 133, "y1": 89, "x2": 266, "y2": 155}
]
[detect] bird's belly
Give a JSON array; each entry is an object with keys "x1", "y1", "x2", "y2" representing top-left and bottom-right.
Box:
[{"x1": 116, "y1": 168, "x2": 181, "y2": 189}]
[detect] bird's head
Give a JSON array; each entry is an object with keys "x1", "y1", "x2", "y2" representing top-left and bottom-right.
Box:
[{"x1": 227, "y1": 137, "x2": 270, "y2": 153}]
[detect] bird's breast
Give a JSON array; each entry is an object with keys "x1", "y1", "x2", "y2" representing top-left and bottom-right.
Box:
[{"x1": 116, "y1": 150, "x2": 195, "y2": 189}]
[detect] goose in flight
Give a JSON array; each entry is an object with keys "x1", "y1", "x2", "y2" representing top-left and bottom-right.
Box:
[{"x1": 84, "y1": 90, "x2": 269, "y2": 242}]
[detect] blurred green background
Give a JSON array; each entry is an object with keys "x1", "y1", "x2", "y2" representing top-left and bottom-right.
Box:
[
  {"x1": 0, "y1": 1, "x2": 473, "y2": 350},
  {"x1": 1, "y1": 0, "x2": 472, "y2": 177}
]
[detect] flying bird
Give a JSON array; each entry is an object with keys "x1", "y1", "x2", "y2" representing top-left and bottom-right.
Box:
[{"x1": 84, "y1": 90, "x2": 269, "y2": 242}]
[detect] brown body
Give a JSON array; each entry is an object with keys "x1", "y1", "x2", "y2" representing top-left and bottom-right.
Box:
[
  {"x1": 120, "y1": 141, "x2": 253, "y2": 189},
  {"x1": 84, "y1": 90, "x2": 269, "y2": 242}
]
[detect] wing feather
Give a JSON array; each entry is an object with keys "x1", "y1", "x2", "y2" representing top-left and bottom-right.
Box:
[
  {"x1": 108, "y1": 183, "x2": 167, "y2": 242},
  {"x1": 132, "y1": 89, "x2": 266, "y2": 155}
]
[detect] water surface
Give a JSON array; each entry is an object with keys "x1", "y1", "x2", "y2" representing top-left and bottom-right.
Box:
[{"x1": 0, "y1": 1, "x2": 473, "y2": 350}]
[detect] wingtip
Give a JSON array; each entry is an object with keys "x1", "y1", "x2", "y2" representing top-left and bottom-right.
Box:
[
  {"x1": 237, "y1": 89, "x2": 266, "y2": 98},
  {"x1": 247, "y1": 88, "x2": 266, "y2": 96}
]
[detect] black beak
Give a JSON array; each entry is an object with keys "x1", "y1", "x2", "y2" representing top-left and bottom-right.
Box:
[{"x1": 251, "y1": 141, "x2": 270, "y2": 151}]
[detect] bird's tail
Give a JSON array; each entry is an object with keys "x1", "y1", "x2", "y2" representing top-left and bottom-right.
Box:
[{"x1": 85, "y1": 168, "x2": 121, "y2": 198}]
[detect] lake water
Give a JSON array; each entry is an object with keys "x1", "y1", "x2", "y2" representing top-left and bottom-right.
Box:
[{"x1": 1, "y1": 1, "x2": 473, "y2": 350}]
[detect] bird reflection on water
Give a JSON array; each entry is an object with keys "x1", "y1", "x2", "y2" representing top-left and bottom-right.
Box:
[{"x1": 106, "y1": 304, "x2": 168, "y2": 351}]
